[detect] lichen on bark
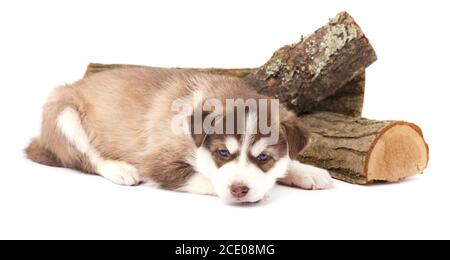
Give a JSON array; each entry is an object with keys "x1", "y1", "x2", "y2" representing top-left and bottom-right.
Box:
[
  {"x1": 264, "y1": 58, "x2": 283, "y2": 78},
  {"x1": 309, "y1": 13, "x2": 359, "y2": 78}
]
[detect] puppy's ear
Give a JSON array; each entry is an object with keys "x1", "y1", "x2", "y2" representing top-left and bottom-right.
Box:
[
  {"x1": 189, "y1": 110, "x2": 209, "y2": 147},
  {"x1": 189, "y1": 109, "x2": 222, "y2": 147},
  {"x1": 281, "y1": 114, "x2": 310, "y2": 159}
]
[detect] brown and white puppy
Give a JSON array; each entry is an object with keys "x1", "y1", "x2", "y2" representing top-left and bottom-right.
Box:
[{"x1": 25, "y1": 68, "x2": 332, "y2": 203}]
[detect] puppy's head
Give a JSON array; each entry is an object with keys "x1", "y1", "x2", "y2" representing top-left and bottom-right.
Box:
[{"x1": 190, "y1": 101, "x2": 309, "y2": 203}]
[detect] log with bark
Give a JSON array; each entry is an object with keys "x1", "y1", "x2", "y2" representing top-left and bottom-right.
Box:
[
  {"x1": 82, "y1": 12, "x2": 428, "y2": 184},
  {"x1": 86, "y1": 64, "x2": 366, "y2": 117},
  {"x1": 85, "y1": 12, "x2": 374, "y2": 116},
  {"x1": 299, "y1": 112, "x2": 428, "y2": 184}
]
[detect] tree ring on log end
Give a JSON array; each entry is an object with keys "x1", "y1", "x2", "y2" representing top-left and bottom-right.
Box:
[{"x1": 366, "y1": 123, "x2": 429, "y2": 183}]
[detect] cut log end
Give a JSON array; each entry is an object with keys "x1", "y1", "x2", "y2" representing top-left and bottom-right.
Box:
[
  {"x1": 366, "y1": 123, "x2": 429, "y2": 183},
  {"x1": 299, "y1": 112, "x2": 428, "y2": 185}
]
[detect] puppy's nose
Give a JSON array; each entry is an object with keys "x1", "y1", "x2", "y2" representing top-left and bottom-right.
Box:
[{"x1": 230, "y1": 183, "x2": 250, "y2": 198}]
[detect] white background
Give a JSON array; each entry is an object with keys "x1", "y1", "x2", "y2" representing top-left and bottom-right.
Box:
[{"x1": 0, "y1": 0, "x2": 449, "y2": 239}]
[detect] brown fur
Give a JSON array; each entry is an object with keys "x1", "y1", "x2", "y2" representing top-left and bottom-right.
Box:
[
  {"x1": 26, "y1": 67, "x2": 309, "y2": 189},
  {"x1": 190, "y1": 100, "x2": 306, "y2": 172},
  {"x1": 25, "y1": 138, "x2": 61, "y2": 167}
]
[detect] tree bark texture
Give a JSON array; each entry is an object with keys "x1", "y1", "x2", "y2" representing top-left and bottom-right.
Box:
[{"x1": 299, "y1": 112, "x2": 428, "y2": 184}]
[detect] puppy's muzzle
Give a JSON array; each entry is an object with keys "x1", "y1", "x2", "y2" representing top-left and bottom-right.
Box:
[{"x1": 230, "y1": 183, "x2": 250, "y2": 198}]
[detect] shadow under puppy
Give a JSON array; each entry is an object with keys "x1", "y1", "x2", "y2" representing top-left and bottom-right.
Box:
[{"x1": 25, "y1": 68, "x2": 332, "y2": 203}]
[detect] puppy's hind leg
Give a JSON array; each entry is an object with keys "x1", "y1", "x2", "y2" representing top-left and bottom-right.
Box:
[
  {"x1": 278, "y1": 160, "x2": 333, "y2": 190},
  {"x1": 56, "y1": 107, "x2": 141, "y2": 186}
]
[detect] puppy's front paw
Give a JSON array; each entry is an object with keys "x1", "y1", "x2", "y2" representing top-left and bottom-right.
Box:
[
  {"x1": 97, "y1": 160, "x2": 141, "y2": 186},
  {"x1": 280, "y1": 161, "x2": 333, "y2": 190},
  {"x1": 292, "y1": 169, "x2": 333, "y2": 190}
]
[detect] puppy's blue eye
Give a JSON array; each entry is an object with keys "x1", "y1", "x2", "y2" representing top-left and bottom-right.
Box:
[
  {"x1": 257, "y1": 153, "x2": 270, "y2": 162},
  {"x1": 217, "y1": 148, "x2": 230, "y2": 158}
]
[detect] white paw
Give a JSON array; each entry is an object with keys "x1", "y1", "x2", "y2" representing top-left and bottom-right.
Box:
[
  {"x1": 293, "y1": 168, "x2": 333, "y2": 190},
  {"x1": 97, "y1": 160, "x2": 141, "y2": 186},
  {"x1": 284, "y1": 161, "x2": 333, "y2": 190},
  {"x1": 177, "y1": 173, "x2": 217, "y2": 196}
]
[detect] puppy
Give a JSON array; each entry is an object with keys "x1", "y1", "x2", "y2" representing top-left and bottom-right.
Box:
[{"x1": 25, "y1": 68, "x2": 332, "y2": 203}]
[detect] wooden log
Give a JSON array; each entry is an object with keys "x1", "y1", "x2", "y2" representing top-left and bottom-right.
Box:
[
  {"x1": 85, "y1": 11, "x2": 376, "y2": 116},
  {"x1": 309, "y1": 72, "x2": 365, "y2": 117},
  {"x1": 85, "y1": 64, "x2": 256, "y2": 79},
  {"x1": 85, "y1": 63, "x2": 365, "y2": 117},
  {"x1": 299, "y1": 112, "x2": 429, "y2": 184},
  {"x1": 248, "y1": 12, "x2": 376, "y2": 115}
]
